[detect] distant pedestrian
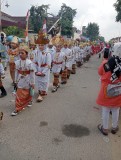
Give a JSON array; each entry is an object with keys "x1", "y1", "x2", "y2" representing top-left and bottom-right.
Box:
[{"x1": 0, "y1": 58, "x2": 7, "y2": 98}]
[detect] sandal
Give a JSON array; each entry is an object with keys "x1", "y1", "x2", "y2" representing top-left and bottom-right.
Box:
[
  {"x1": 97, "y1": 124, "x2": 108, "y2": 136},
  {"x1": 37, "y1": 95, "x2": 43, "y2": 102}
]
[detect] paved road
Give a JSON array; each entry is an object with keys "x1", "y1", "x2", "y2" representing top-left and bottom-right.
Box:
[{"x1": 0, "y1": 54, "x2": 121, "y2": 160}]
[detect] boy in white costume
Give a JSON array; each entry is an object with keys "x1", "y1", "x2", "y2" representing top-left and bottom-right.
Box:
[
  {"x1": 52, "y1": 42, "x2": 65, "y2": 92},
  {"x1": 46, "y1": 41, "x2": 56, "y2": 62},
  {"x1": 61, "y1": 41, "x2": 72, "y2": 83},
  {"x1": 68, "y1": 42, "x2": 76, "y2": 74},
  {"x1": 34, "y1": 31, "x2": 51, "y2": 102}
]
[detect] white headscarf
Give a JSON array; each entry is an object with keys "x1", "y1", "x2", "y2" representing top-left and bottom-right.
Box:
[{"x1": 112, "y1": 42, "x2": 121, "y2": 58}]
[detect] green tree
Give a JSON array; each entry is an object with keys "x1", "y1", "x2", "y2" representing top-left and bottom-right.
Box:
[
  {"x1": 29, "y1": 5, "x2": 49, "y2": 33},
  {"x1": 98, "y1": 36, "x2": 105, "y2": 42},
  {"x1": 86, "y1": 23, "x2": 99, "y2": 41},
  {"x1": 114, "y1": 0, "x2": 121, "y2": 22},
  {"x1": 58, "y1": 3, "x2": 77, "y2": 37},
  {"x1": 3, "y1": 26, "x2": 24, "y2": 37},
  {"x1": 82, "y1": 26, "x2": 87, "y2": 37}
]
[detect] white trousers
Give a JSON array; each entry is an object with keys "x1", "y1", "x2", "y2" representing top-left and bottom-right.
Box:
[{"x1": 102, "y1": 107, "x2": 120, "y2": 129}]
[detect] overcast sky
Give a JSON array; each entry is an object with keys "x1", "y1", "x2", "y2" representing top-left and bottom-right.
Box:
[{"x1": 2, "y1": 0, "x2": 121, "y2": 41}]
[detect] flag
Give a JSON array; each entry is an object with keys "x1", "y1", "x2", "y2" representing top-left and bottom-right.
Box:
[
  {"x1": 25, "y1": 10, "x2": 30, "y2": 43},
  {"x1": 26, "y1": 10, "x2": 30, "y2": 22},
  {"x1": 42, "y1": 19, "x2": 47, "y2": 36}
]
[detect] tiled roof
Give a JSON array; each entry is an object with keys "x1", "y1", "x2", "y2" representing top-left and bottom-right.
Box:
[
  {"x1": 1, "y1": 11, "x2": 26, "y2": 29},
  {"x1": 1, "y1": 12, "x2": 60, "y2": 31}
]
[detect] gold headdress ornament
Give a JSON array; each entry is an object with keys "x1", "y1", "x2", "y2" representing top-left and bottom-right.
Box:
[
  {"x1": 68, "y1": 39, "x2": 73, "y2": 46},
  {"x1": 11, "y1": 36, "x2": 19, "y2": 44},
  {"x1": 19, "y1": 43, "x2": 30, "y2": 53},
  {"x1": 71, "y1": 40, "x2": 74, "y2": 46},
  {"x1": 74, "y1": 40, "x2": 79, "y2": 45},
  {"x1": 29, "y1": 36, "x2": 36, "y2": 45},
  {"x1": 35, "y1": 30, "x2": 49, "y2": 45},
  {"x1": 64, "y1": 39, "x2": 69, "y2": 46},
  {"x1": 80, "y1": 43, "x2": 83, "y2": 48},
  {"x1": 51, "y1": 35, "x2": 64, "y2": 46}
]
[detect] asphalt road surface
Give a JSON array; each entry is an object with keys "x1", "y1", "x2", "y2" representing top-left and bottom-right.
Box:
[{"x1": 0, "y1": 54, "x2": 121, "y2": 160}]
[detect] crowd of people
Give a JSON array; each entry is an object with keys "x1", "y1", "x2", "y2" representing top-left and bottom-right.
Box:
[
  {"x1": 1, "y1": 30, "x2": 121, "y2": 136},
  {"x1": 0, "y1": 31, "x2": 103, "y2": 119}
]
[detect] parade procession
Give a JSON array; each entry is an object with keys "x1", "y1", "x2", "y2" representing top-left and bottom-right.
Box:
[
  {"x1": 1, "y1": 1, "x2": 121, "y2": 160},
  {"x1": 0, "y1": 31, "x2": 101, "y2": 117}
]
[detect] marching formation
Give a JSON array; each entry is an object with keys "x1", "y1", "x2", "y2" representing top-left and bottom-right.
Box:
[{"x1": 0, "y1": 31, "x2": 103, "y2": 118}]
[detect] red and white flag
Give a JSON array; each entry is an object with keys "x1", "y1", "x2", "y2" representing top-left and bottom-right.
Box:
[
  {"x1": 42, "y1": 19, "x2": 47, "y2": 35},
  {"x1": 26, "y1": 10, "x2": 30, "y2": 22},
  {"x1": 25, "y1": 10, "x2": 30, "y2": 42}
]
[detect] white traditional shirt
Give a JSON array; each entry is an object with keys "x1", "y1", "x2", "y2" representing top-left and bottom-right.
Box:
[
  {"x1": 28, "y1": 48, "x2": 37, "y2": 62},
  {"x1": 46, "y1": 47, "x2": 56, "y2": 63},
  {"x1": 73, "y1": 46, "x2": 79, "y2": 61},
  {"x1": 34, "y1": 49, "x2": 51, "y2": 91},
  {"x1": 70, "y1": 46, "x2": 76, "y2": 65},
  {"x1": 61, "y1": 47, "x2": 72, "y2": 70},
  {"x1": 52, "y1": 51, "x2": 65, "y2": 73},
  {"x1": 15, "y1": 59, "x2": 35, "y2": 89}
]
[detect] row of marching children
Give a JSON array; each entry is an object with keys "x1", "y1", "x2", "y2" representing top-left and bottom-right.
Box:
[{"x1": 0, "y1": 31, "x2": 93, "y2": 116}]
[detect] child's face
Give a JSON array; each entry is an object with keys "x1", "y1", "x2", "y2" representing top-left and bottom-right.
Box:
[
  {"x1": 30, "y1": 44, "x2": 36, "y2": 50},
  {"x1": 19, "y1": 50, "x2": 27, "y2": 60},
  {"x1": 11, "y1": 42, "x2": 18, "y2": 49},
  {"x1": 56, "y1": 45, "x2": 61, "y2": 52},
  {"x1": 38, "y1": 44, "x2": 45, "y2": 51}
]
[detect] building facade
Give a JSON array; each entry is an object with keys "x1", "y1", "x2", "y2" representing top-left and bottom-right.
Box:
[{"x1": 1, "y1": 11, "x2": 26, "y2": 29}]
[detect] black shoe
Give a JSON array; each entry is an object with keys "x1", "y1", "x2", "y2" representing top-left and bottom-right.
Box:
[
  {"x1": 0, "y1": 92, "x2": 7, "y2": 98},
  {"x1": 0, "y1": 112, "x2": 3, "y2": 120},
  {"x1": 110, "y1": 111, "x2": 112, "y2": 115},
  {"x1": 57, "y1": 85, "x2": 60, "y2": 88},
  {"x1": 97, "y1": 124, "x2": 108, "y2": 136},
  {"x1": 67, "y1": 75, "x2": 70, "y2": 79},
  {"x1": 111, "y1": 127, "x2": 119, "y2": 134},
  {"x1": 52, "y1": 87, "x2": 57, "y2": 92},
  {"x1": 61, "y1": 81, "x2": 67, "y2": 84}
]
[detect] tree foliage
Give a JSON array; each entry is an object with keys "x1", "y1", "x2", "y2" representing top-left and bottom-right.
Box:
[
  {"x1": 114, "y1": 0, "x2": 121, "y2": 22},
  {"x1": 29, "y1": 5, "x2": 49, "y2": 33},
  {"x1": 86, "y1": 23, "x2": 99, "y2": 41},
  {"x1": 58, "y1": 3, "x2": 77, "y2": 37},
  {"x1": 98, "y1": 36, "x2": 105, "y2": 42},
  {"x1": 3, "y1": 26, "x2": 24, "y2": 37}
]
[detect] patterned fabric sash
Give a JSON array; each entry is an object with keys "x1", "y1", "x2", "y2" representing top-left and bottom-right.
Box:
[
  {"x1": 18, "y1": 70, "x2": 30, "y2": 75},
  {"x1": 53, "y1": 61, "x2": 63, "y2": 65},
  {"x1": 35, "y1": 62, "x2": 47, "y2": 67}
]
